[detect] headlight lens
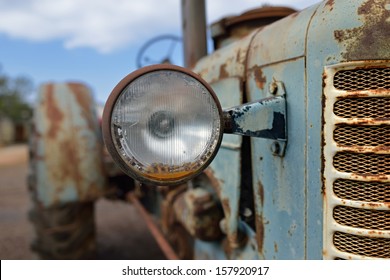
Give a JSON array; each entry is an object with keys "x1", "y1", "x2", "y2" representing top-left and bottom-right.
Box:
[{"x1": 103, "y1": 65, "x2": 223, "y2": 185}]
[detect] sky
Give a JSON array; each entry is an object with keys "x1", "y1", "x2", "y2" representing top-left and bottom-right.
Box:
[{"x1": 0, "y1": 0, "x2": 319, "y2": 105}]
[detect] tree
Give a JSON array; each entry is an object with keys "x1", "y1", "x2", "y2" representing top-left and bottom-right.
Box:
[{"x1": 0, "y1": 66, "x2": 33, "y2": 123}]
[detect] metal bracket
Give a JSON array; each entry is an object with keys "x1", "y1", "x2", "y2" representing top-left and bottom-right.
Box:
[{"x1": 223, "y1": 81, "x2": 287, "y2": 157}]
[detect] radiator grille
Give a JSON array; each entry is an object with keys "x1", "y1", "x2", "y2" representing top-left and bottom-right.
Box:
[
  {"x1": 333, "y1": 231, "x2": 390, "y2": 258},
  {"x1": 324, "y1": 63, "x2": 390, "y2": 260},
  {"x1": 333, "y1": 206, "x2": 390, "y2": 230},
  {"x1": 333, "y1": 68, "x2": 390, "y2": 91},
  {"x1": 333, "y1": 97, "x2": 390, "y2": 119},
  {"x1": 334, "y1": 125, "x2": 390, "y2": 147},
  {"x1": 333, "y1": 152, "x2": 390, "y2": 175},
  {"x1": 333, "y1": 179, "x2": 390, "y2": 203}
]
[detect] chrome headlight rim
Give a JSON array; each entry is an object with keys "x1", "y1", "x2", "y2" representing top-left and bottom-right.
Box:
[{"x1": 102, "y1": 64, "x2": 223, "y2": 186}]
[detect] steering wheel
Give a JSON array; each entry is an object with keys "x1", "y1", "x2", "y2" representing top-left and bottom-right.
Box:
[{"x1": 136, "y1": 35, "x2": 182, "y2": 68}]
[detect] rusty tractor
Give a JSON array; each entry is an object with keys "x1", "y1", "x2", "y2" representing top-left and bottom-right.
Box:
[{"x1": 29, "y1": 0, "x2": 390, "y2": 260}]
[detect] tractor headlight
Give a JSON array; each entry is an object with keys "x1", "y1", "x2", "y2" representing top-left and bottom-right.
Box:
[{"x1": 102, "y1": 65, "x2": 223, "y2": 185}]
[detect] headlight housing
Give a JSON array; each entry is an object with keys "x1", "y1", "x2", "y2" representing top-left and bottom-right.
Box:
[{"x1": 102, "y1": 65, "x2": 223, "y2": 186}]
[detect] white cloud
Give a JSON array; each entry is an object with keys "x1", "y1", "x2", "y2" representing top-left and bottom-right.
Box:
[
  {"x1": 0, "y1": 0, "x2": 181, "y2": 53},
  {"x1": 0, "y1": 0, "x2": 319, "y2": 53},
  {"x1": 206, "y1": 0, "x2": 314, "y2": 22}
]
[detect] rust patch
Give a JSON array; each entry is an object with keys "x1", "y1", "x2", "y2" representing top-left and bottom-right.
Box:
[
  {"x1": 274, "y1": 242, "x2": 278, "y2": 253},
  {"x1": 255, "y1": 214, "x2": 264, "y2": 255},
  {"x1": 45, "y1": 84, "x2": 64, "y2": 139},
  {"x1": 339, "y1": 145, "x2": 390, "y2": 154},
  {"x1": 358, "y1": 0, "x2": 375, "y2": 15},
  {"x1": 251, "y1": 65, "x2": 267, "y2": 90},
  {"x1": 68, "y1": 83, "x2": 96, "y2": 131},
  {"x1": 325, "y1": 0, "x2": 335, "y2": 10},
  {"x1": 334, "y1": 0, "x2": 390, "y2": 60},
  {"x1": 221, "y1": 198, "x2": 231, "y2": 217},
  {"x1": 61, "y1": 139, "x2": 82, "y2": 189},
  {"x1": 219, "y1": 64, "x2": 229, "y2": 80},
  {"x1": 46, "y1": 137, "x2": 83, "y2": 204},
  {"x1": 257, "y1": 181, "x2": 264, "y2": 206},
  {"x1": 361, "y1": 202, "x2": 389, "y2": 208}
]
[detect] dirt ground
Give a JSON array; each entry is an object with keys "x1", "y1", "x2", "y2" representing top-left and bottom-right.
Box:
[{"x1": 0, "y1": 144, "x2": 165, "y2": 260}]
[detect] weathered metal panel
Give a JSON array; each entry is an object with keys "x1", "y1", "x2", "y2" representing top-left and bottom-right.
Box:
[
  {"x1": 197, "y1": 77, "x2": 244, "y2": 248},
  {"x1": 193, "y1": 31, "x2": 256, "y2": 84},
  {"x1": 306, "y1": 0, "x2": 390, "y2": 259},
  {"x1": 246, "y1": 4, "x2": 318, "y2": 67},
  {"x1": 188, "y1": 0, "x2": 390, "y2": 260},
  {"x1": 210, "y1": 78, "x2": 242, "y2": 149},
  {"x1": 33, "y1": 83, "x2": 106, "y2": 207},
  {"x1": 205, "y1": 77, "x2": 250, "y2": 249},
  {"x1": 244, "y1": 3, "x2": 319, "y2": 260},
  {"x1": 246, "y1": 59, "x2": 307, "y2": 259}
]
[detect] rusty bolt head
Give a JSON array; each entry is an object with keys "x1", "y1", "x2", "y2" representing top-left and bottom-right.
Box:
[
  {"x1": 242, "y1": 207, "x2": 253, "y2": 218},
  {"x1": 268, "y1": 82, "x2": 278, "y2": 95}
]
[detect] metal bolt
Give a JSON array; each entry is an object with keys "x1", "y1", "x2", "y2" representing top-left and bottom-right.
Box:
[
  {"x1": 269, "y1": 82, "x2": 278, "y2": 95},
  {"x1": 271, "y1": 142, "x2": 280, "y2": 155},
  {"x1": 242, "y1": 208, "x2": 253, "y2": 218}
]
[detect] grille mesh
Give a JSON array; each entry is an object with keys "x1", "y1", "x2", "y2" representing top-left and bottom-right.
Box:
[
  {"x1": 333, "y1": 231, "x2": 390, "y2": 258},
  {"x1": 334, "y1": 125, "x2": 390, "y2": 147},
  {"x1": 333, "y1": 206, "x2": 390, "y2": 230},
  {"x1": 333, "y1": 152, "x2": 390, "y2": 175},
  {"x1": 333, "y1": 179, "x2": 390, "y2": 203},
  {"x1": 328, "y1": 65, "x2": 390, "y2": 259},
  {"x1": 333, "y1": 97, "x2": 390, "y2": 119},
  {"x1": 333, "y1": 68, "x2": 390, "y2": 91}
]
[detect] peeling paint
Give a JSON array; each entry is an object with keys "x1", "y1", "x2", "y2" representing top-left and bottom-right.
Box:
[
  {"x1": 334, "y1": 0, "x2": 390, "y2": 60},
  {"x1": 45, "y1": 85, "x2": 64, "y2": 139},
  {"x1": 34, "y1": 82, "x2": 106, "y2": 207},
  {"x1": 252, "y1": 66, "x2": 267, "y2": 90},
  {"x1": 257, "y1": 181, "x2": 264, "y2": 206},
  {"x1": 219, "y1": 64, "x2": 229, "y2": 79},
  {"x1": 68, "y1": 83, "x2": 96, "y2": 131}
]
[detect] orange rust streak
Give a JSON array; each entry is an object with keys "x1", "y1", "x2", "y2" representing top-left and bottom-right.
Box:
[
  {"x1": 219, "y1": 64, "x2": 229, "y2": 80},
  {"x1": 62, "y1": 139, "x2": 83, "y2": 194},
  {"x1": 251, "y1": 66, "x2": 266, "y2": 90},
  {"x1": 45, "y1": 84, "x2": 64, "y2": 139},
  {"x1": 258, "y1": 181, "x2": 264, "y2": 206},
  {"x1": 255, "y1": 214, "x2": 265, "y2": 254},
  {"x1": 127, "y1": 193, "x2": 179, "y2": 260},
  {"x1": 68, "y1": 83, "x2": 96, "y2": 131}
]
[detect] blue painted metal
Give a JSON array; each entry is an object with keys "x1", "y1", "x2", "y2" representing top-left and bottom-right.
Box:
[
  {"x1": 190, "y1": 0, "x2": 390, "y2": 260},
  {"x1": 194, "y1": 37, "x2": 254, "y2": 249},
  {"x1": 306, "y1": 0, "x2": 390, "y2": 260},
  {"x1": 224, "y1": 94, "x2": 287, "y2": 141},
  {"x1": 32, "y1": 83, "x2": 106, "y2": 207},
  {"x1": 247, "y1": 59, "x2": 308, "y2": 259}
]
